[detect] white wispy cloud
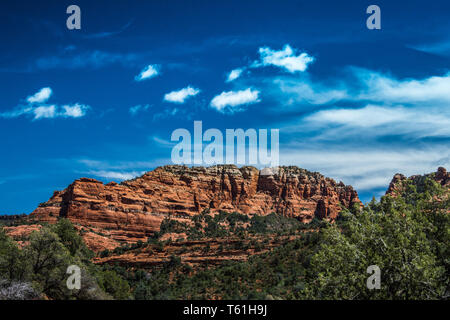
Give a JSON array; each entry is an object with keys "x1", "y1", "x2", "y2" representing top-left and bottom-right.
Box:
[
  {"x1": 278, "y1": 69, "x2": 450, "y2": 141},
  {"x1": 151, "y1": 136, "x2": 176, "y2": 148},
  {"x1": 152, "y1": 107, "x2": 180, "y2": 120},
  {"x1": 135, "y1": 64, "x2": 159, "y2": 81},
  {"x1": 0, "y1": 174, "x2": 40, "y2": 185},
  {"x1": 77, "y1": 158, "x2": 163, "y2": 171},
  {"x1": 36, "y1": 50, "x2": 138, "y2": 70},
  {"x1": 87, "y1": 170, "x2": 144, "y2": 181},
  {"x1": 82, "y1": 20, "x2": 133, "y2": 39},
  {"x1": 280, "y1": 147, "x2": 449, "y2": 192},
  {"x1": 163, "y1": 86, "x2": 200, "y2": 103},
  {"x1": 356, "y1": 69, "x2": 450, "y2": 104},
  {"x1": 0, "y1": 88, "x2": 90, "y2": 120},
  {"x1": 252, "y1": 44, "x2": 314, "y2": 73},
  {"x1": 303, "y1": 104, "x2": 450, "y2": 139},
  {"x1": 29, "y1": 103, "x2": 89, "y2": 120},
  {"x1": 129, "y1": 104, "x2": 151, "y2": 115},
  {"x1": 26, "y1": 87, "x2": 52, "y2": 104},
  {"x1": 226, "y1": 68, "x2": 244, "y2": 82},
  {"x1": 61, "y1": 104, "x2": 89, "y2": 118},
  {"x1": 73, "y1": 157, "x2": 170, "y2": 181},
  {"x1": 33, "y1": 105, "x2": 56, "y2": 119},
  {"x1": 210, "y1": 88, "x2": 260, "y2": 113},
  {"x1": 74, "y1": 158, "x2": 154, "y2": 181},
  {"x1": 254, "y1": 67, "x2": 450, "y2": 115},
  {"x1": 412, "y1": 38, "x2": 450, "y2": 56},
  {"x1": 271, "y1": 77, "x2": 348, "y2": 106}
]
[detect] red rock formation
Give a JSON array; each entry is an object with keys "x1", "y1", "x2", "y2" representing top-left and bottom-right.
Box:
[
  {"x1": 29, "y1": 165, "x2": 360, "y2": 244},
  {"x1": 386, "y1": 167, "x2": 450, "y2": 196},
  {"x1": 94, "y1": 234, "x2": 303, "y2": 268},
  {"x1": 81, "y1": 232, "x2": 120, "y2": 252},
  {"x1": 4, "y1": 224, "x2": 42, "y2": 239},
  {"x1": 3, "y1": 224, "x2": 42, "y2": 247},
  {"x1": 435, "y1": 167, "x2": 450, "y2": 186}
]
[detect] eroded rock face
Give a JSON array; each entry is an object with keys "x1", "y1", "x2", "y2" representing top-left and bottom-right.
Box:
[
  {"x1": 3, "y1": 224, "x2": 42, "y2": 247},
  {"x1": 94, "y1": 234, "x2": 303, "y2": 268},
  {"x1": 386, "y1": 167, "x2": 450, "y2": 196},
  {"x1": 435, "y1": 167, "x2": 450, "y2": 186},
  {"x1": 29, "y1": 165, "x2": 360, "y2": 244}
]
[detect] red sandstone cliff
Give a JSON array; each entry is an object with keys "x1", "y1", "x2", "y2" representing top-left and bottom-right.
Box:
[
  {"x1": 386, "y1": 167, "x2": 450, "y2": 196},
  {"x1": 29, "y1": 165, "x2": 360, "y2": 243}
]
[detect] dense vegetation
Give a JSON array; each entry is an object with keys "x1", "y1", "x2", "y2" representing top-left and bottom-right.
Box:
[
  {"x1": 156, "y1": 210, "x2": 313, "y2": 240},
  {"x1": 1, "y1": 175, "x2": 449, "y2": 300},
  {"x1": 108, "y1": 176, "x2": 449, "y2": 300},
  {"x1": 0, "y1": 219, "x2": 130, "y2": 300}
]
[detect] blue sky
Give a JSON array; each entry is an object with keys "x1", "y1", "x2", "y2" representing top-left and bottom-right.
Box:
[{"x1": 1, "y1": 0, "x2": 450, "y2": 213}]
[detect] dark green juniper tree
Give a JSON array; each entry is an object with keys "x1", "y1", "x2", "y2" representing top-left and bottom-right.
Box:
[
  {"x1": 0, "y1": 219, "x2": 130, "y2": 300},
  {"x1": 303, "y1": 177, "x2": 449, "y2": 300}
]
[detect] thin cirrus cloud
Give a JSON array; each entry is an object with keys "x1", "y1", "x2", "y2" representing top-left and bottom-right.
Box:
[
  {"x1": 86, "y1": 170, "x2": 145, "y2": 181},
  {"x1": 0, "y1": 87, "x2": 90, "y2": 120},
  {"x1": 302, "y1": 104, "x2": 450, "y2": 139},
  {"x1": 252, "y1": 44, "x2": 315, "y2": 73},
  {"x1": 129, "y1": 104, "x2": 151, "y2": 115},
  {"x1": 271, "y1": 77, "x2": 349, "y2": 106},
  {"x1": 135, "y1": 64, "x2": 160, "y2": 81},
  {"x1": 210, "y1": 88, "x2": 260, "y2": 113},
  {"x1": 279, "y1": 146, "x2": 449, "y2": 192},
  {"x1": 163, "y1": 86, "x2": 200, "y2": 103},
  {"x1": 355, "y1": 69, "x2": 450, "y2": 104},
  {"x1": 305, "y1": 105, "x2": 412, "y2": 128},
  {"x1": 82, "y1": 20, "x2": 134, "y2": 39},
  {"x1": 261, "y1": 68, "x2": 450, "y2": 111},
  {"x1": 36, "y1": 50, "x2": 139, "y2": 70},
  {"x1": 280, "y1": 70, "x2": 450, "y2": 141},
  {"x1": 74, "y1": 158, "x2": 167, "y2": 181},
  {"x1": 412, "y1": 38, "x2": 450, "y2": 56}
]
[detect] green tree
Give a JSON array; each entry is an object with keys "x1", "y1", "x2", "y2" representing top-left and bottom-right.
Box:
[
  {"x1": 0, "y1": 228, "x2": 30, "y2": 282},
  {"x1": 23, "y1": 228, "x2": 74, "y2": 299},
  {"x1": 52, "y1": 218, "x2": 92, "y2": 260},
  {"x1": 304, "y1": 182, "x2": 447, "y2": 299},
  {"x1": 96, "y1": 270, "x2": 131, "y2": 300}
]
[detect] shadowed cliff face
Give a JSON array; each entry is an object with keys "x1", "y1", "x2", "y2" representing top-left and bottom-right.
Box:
[{"x1": 29, "y1": 165, "x2": 360, "y2": 244}]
